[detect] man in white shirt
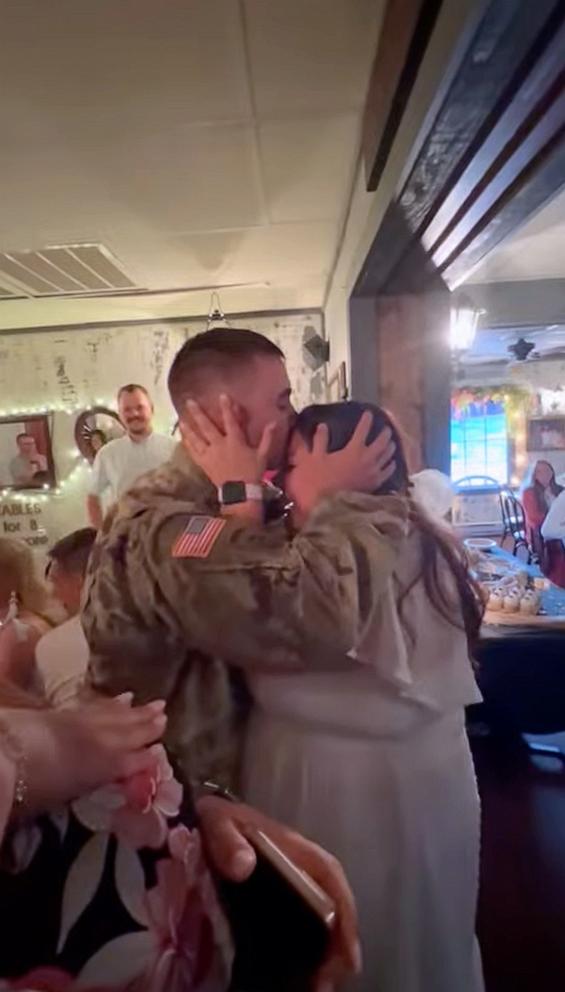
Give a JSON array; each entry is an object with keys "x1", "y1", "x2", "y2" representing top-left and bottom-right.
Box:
[
  {"x1": 541, "y1": 488, "x2": 565, "y2": 546},
  {"x1": 10, "y1": 433, "x2": 48, "y2": 485},
  {"x1": 86, "y1": 383, "x2": 177, "y2": 529},
  {"x1": 36, "y1": 527, "x2": 97, "y2": 707}
]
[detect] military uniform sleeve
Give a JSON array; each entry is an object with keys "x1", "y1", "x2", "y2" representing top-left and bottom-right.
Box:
[{"x1": 140, "y1": 493, "x2": 408, "y2": 669}]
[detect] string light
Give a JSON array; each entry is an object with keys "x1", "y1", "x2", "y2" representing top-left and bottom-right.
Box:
[
  {"x1": 1, "y1": 462, "x2": 88, "y2": 504},
  {"x1": 0, "y1": 401, "x2": 115, "y2": 418}
]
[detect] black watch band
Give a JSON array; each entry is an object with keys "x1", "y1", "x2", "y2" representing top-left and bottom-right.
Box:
[{"x1": 218, "y1": 481, "x2": 263, "y2": 506}]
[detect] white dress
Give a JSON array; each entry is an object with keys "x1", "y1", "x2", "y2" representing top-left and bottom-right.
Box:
[{"x1": 242, "y1": 530, "x2": 484, "y2": 992}]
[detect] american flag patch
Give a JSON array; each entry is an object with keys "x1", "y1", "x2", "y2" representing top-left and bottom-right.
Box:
[{"x1": 172, "y1": 515, "x2": 226, "y2": 559}]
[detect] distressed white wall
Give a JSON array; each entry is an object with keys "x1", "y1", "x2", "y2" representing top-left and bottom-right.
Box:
[{"x1": 0, "y1": 311, "x2": 322, "y2": 550}]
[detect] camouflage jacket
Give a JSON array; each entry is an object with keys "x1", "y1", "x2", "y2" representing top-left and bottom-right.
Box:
[{"x1": 82, "y1": 445, "x2": 409, "y2": 786}]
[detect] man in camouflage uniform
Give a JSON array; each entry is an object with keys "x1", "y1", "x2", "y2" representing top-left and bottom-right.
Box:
[{"x1": 82, "y1": 328, "x2": 397, "y2": 787}]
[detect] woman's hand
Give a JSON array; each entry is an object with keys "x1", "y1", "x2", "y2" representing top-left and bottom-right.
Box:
[
  {"x1": 182, "y1": 394, "x2": 276, "y2": 486},
  {"x1": 197, "y1": 795, "x2": 361, "y2": 991},
  {"x1": 1, "y1": 695, "x2": 167, "y2": 815}
]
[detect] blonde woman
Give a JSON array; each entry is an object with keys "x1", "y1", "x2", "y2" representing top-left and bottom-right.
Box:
[{"x1": 0, "y1": 538, "x2": 54, "y2": 687}]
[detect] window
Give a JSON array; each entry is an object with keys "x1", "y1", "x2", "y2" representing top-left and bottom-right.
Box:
[{"x1": 451, "y1": 400, "x2": 509, "y2": 484}]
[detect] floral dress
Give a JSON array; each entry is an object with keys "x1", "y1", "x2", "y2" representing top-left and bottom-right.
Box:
[{"x1": 0, "y1": 746, "x2": 233, "y2": 992}]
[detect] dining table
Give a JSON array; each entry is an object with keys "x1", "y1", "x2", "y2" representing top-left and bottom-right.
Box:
[
  {"x1": 480, "y1": 544, "x2": 565, "y2": 637},
  {"x1": 470, "y1": 545, "x2": 565, "y2": 746}
]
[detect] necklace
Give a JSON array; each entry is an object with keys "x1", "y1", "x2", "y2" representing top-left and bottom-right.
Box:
[{"x1": 0, "y1": 591, "x2": 18, "y2": 629}]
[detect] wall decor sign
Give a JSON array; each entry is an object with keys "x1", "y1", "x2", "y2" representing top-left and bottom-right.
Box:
[{"x1": 527, "y1": 416, "x2": 565, "y2": 452}]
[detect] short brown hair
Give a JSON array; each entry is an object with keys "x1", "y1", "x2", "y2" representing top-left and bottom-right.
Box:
[
  {"x1": 48, "y1": 527, "x2": 97, "y2": 576},
  {"x1": 117, "y1": 383, "x2": 151, "y2": 403},
  {"x1": 167, "y1": 328, "x2": 283, "y2": 414}
]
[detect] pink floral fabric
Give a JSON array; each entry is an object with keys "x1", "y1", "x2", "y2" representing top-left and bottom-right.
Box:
[{"x1": 2, "y1": 747, "x2": 233, "y2": 992}]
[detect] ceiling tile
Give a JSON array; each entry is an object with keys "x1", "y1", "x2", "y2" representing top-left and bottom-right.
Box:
[
  {"x1": 93, "y1": 123, "x2": 267, "y2": 233},
  {"x1": 259, "y1": 113, "x2": 360, "y2": 223},
  {"x1": 245, "y1": 0, "x2": 384, "y2": 116},
  {"x1": 0, "y1": 0, "x2": 251, "y2": 124},
  {"x1": 0, "y1": 0, "x2": 381, "y2": 323},
  {"x1": 172, "y1": 222, "x2": 337, "y2": 285}
]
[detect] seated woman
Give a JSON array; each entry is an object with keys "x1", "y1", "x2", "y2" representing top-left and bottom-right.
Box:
[
  {"x1": 540, "y1": 487, "x2": 565, "y2": 588},
  {"x1": 0, "y1": 685, "x2": 356, "y2": 991},
  {"x1": 187, "y1": 400, "x2": 485, "y2": 992},
  {"x1": 0, "y1": 538, "x2": 55, "y2": 688},
  {"x1": 521, "y1": 460, "x2": 565, "y2": 584}
]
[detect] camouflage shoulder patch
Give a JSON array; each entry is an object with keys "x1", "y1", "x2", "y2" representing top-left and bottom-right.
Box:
[{"x1": 172, "y1": 515, "x2": 226, "y2": 559}]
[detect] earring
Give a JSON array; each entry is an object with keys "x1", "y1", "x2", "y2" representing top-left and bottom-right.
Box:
[{"x1": 6, "y1": 591, "x2": 18, "y2": 623}]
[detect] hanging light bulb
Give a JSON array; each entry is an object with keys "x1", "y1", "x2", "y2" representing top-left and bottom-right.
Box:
[
  {"x1": 449, "y1": 293, "x2": 482, "y2": 353},
  {"x1": 206, "y1": 291, "x2": 231, "y2": 330}
]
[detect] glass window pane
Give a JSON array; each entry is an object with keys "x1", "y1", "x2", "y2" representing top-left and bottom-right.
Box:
[{"x1": 450, "y1": 404, "x2": 508, "y2": 484}]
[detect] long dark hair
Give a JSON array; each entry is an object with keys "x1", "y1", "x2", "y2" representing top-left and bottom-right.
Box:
[
  {"x1": 293, "y1": 402, "x2": 484, "y2": 652},
  {"x1": 522, "y1": 459, "x2": 563, "y2": 515}
]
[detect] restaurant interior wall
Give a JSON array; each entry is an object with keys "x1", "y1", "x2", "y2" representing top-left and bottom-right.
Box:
[{"x1": 0, "y1": 311, "x2": 322, "y2": 551}]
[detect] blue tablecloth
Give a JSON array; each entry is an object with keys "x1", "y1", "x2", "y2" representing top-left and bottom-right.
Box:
[
  {"x1": 487, "y1": 546, "x2": 565, "y2": 620},
  {"x1": 472, "y1": 547, "x2": 565, "y2": 737}
]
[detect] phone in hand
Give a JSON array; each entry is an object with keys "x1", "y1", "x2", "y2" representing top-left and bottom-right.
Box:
[{"x1": 220, "y1": 825, "x2": 336, "y2": 992}]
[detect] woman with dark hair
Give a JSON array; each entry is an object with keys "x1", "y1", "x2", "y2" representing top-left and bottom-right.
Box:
[
  {"x1": 521, "y1": 460, "x2": 564, "y2": 572},
  {"x1": 232, "y1": 402, "x2": 484, "y2": 992}
]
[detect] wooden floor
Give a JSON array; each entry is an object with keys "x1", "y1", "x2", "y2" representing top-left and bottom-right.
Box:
[{"x1": 473, "y1": 734, "x2": 565, "y2": 991}]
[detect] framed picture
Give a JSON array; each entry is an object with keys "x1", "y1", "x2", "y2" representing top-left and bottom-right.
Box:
[
  {"x1": 526, "y1": 416, "x2": 565, "y2": 452},
  {"x1": 0, "y1": 415, "x2": 56, "y2": 490},
  {"x1": 326, "y1": 361, "x2": 348, "y2": 403},
  {"x1": 74, "y1": 406, "x2": 125, "y2": 463}
]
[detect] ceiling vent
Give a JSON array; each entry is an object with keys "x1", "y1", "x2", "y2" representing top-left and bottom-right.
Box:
[{"x1": 0, "y1": 244, "x2": 138, "y2": 298}]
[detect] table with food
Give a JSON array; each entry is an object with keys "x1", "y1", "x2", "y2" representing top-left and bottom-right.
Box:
[
  {"x1": 465, "y1": 540, "x2": 565, "y2": 633},
  {"x1": 465, "y1": 541, "x2": 565, "y2": 744}
]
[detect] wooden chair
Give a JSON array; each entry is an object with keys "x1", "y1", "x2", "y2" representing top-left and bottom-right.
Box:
[
  {"x1": 499, "y1": 490, "x2": 532, "y2": 562},
  {"x1": 454, "y1": 475, "x2": 501, "y2": 491}
]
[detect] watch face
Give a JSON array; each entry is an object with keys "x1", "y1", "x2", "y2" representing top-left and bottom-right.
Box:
[{"x1": 222, "y1": 481, "x2": 247, "y2": 505}]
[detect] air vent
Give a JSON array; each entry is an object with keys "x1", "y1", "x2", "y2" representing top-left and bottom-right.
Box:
[{"x1": 0, "y1": 244, "x2": 138, "y2": 298}]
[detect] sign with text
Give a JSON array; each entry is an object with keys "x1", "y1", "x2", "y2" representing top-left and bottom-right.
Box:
[{"x1": 0, "y1": 500, "x2": 48, "y2": 548}]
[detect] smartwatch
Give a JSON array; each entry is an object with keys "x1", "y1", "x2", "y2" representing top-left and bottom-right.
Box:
[{"x1": 218, "y1": 481, "x2": 263, "y2": 506}]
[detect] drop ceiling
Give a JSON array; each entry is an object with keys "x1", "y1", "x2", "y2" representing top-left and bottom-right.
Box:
[
  {"x1": 0, "y1": 0, "x2": 384, "y2": 326},
  {"x1": 462, "y1": 324, "x2": 565, "y2": 365}
]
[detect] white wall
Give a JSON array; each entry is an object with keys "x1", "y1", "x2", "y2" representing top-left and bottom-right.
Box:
[{"x1": 0, "y1": 311, "x2": 322, "y2": 551}]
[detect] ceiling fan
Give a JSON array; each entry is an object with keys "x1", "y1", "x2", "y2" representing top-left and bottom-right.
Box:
[{"x1": 507, "y1": 337, "x2": 537, "y2": 362}]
